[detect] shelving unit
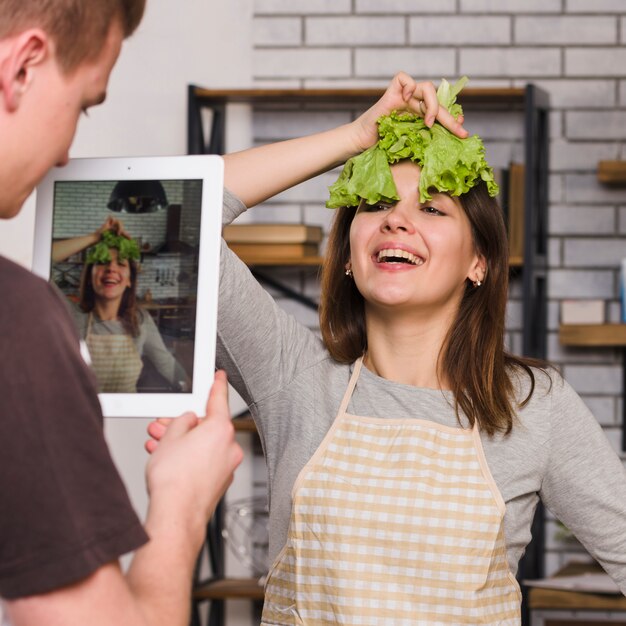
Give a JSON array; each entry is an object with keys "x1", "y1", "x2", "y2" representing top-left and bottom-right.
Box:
[
  {"x1": 559, "y1": 323, "x2": 626, "y2": 451},
  {"x1": 188, "y1": 84, "x2": 550, "y2": 626},
  {"x1": 598, "y1": 160, "x2": 626, "y2": 185},
  {"x1": 559, "y1": 324, "x2": 626, "y2": 346},
  {"x1": 529, "y1": 561, "x2": 626, "y2": 624}
]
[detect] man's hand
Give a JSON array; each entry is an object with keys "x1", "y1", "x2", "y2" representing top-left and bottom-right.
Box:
[{"x1": 144, "y1": 371, "x2": 243, "y2": 525}]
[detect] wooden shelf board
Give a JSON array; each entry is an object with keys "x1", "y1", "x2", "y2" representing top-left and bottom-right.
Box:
[
  {"x1": 598, "y1": 160, "x2": 626, "y2": 185},
  {"x1": 240, "y1": 255, "x2": 323, "y2": 267},
  {"x1": 529, "y1": 562, "x2": 626, "y2": 611},
  {"x1": 193, "y1": 87, "x2": 526, "y2": 106},
  {"x1": 559, "y1": 324, "x2": 626, "y2": 347},
  {"x1": 232, "y1": 415, "x2": 256, "y2": 433},
  {"x1": 193, "y1": 577, "x2": 264, "y2": 601}
]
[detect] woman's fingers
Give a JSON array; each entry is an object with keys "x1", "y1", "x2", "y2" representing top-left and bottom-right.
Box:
[
  {"x1": 408, "y1": 81, "x2": 440, "y2": 127},
  {"x1": 435, "y1": 106, "x2": 469, "y2": 138},
  {"x1": 404, "y1": 79, "x2": 468, "y2": 137}
]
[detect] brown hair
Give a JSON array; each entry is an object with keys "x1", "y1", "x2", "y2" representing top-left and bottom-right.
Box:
[
  {"x1": 320, "y1": 179, "x2": 548, "y2": 436},
  {"x1": 79, "y1": 257, "x2": 141, "y2": 337},
  {"x1": 0, "y1": 0, "x2": 146, "y2": 72}
]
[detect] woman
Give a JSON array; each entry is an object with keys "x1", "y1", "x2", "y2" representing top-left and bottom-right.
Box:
[
  {"x1": 153, "y1": 73, "x2": 626, "y2": 623},
  {"x1": 52, "y1": 218, "x2": 190, "y2": 393}
]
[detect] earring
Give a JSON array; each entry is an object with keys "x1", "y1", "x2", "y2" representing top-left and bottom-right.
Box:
[
  {"x1": 473, "y1": 279, "x2": 482, "y2": 287},
  {"x1": 345, "y1": 267, "x2": 353, "y2": 277}
]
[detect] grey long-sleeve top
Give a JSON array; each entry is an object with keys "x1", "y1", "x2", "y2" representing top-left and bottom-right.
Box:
[{"x1": 217, "y1": 189, "x2": 626, "y2": 591}]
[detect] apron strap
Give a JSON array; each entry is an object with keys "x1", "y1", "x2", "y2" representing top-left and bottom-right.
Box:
[{"x1": 336, "y1": 356, "x2": 364, "y2": 418}]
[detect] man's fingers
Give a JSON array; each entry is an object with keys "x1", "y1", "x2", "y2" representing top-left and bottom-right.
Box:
[
  {"x1": 158, "y1": 411, "x2": 199, "y2": 442},
  {"x1": 147, "y1": 421, "x2": 168, "y2": 441},
  {"x1": 204, "y1": 370, "x2": 230, "y2": 420}
]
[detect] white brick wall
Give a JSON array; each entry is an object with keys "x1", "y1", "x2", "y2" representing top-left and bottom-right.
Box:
[
  {"x1": 306, "y1": 17, "x2": 406, "y2": 46},
  {"x1": 461, "y1": 0, "x2": 562, "y2": 12},
  {"x1": 409, "y1": 17, "x2": 511, "y2": 45},
  {"x1": 355, "y1": 48, "x2": 456, "y2": 78},
  {"x1": 243, "y1": 2, "x2": 626, "y2": 578},
  {"x1": 515, "y1": 17, "x2": 616, "y2": 45},
  {"x1": 461, "y1": 47, "x2": 562, "y2": 77},
  {"x1": 357, "y1": 0, "x2": 456, "y2": 13},
  {"x1": 253, "y1": 17, "x2": 301, "y2": 46},
  {"x1": 566, "y1": 48, "x2": 626, "y2": 77}
]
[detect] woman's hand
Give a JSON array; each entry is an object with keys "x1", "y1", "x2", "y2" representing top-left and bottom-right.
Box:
[
  {"x1": 350, "y1": 72, "x2": 468, "y2": 154},
  {"x1": 96, "y1": 216, "x2": 130, "y2": 240}
]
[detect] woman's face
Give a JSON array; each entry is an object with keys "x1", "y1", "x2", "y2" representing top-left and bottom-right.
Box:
[
  {"x1": 91, "y1": 248, "x2": 132, "y2": 303},
  {"x1": 348, "y1": 160, "x2": 483, "y2": 316}
]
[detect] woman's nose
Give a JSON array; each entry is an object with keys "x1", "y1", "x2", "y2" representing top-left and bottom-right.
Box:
[{"x1": 382, "y1": 204, "x2": 414, "y2": 232}]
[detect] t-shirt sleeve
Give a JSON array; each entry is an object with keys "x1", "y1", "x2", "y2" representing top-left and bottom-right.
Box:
[
  {"x1": 0, "y1": 260, "x2": 147, "y2": 599},
  {"x1": 539, "y1": 376, "x2": 626, "y2": 593},
  {"x1": 216, "y1": 189, "x2": 326, "y2": 408}
]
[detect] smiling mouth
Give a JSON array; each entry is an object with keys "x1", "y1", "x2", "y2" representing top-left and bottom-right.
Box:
[{"x1": 376, "y1": 248, "x2": 424, "y2": 266}]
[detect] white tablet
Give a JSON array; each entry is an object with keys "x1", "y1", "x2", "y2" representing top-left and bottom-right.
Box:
[{"x1": 33, "y1": 155, "x2": 223, "y2": 418}]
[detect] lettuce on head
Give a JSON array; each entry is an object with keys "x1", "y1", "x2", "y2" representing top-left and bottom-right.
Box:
[
  {"x1": 326, "y1": 76, "x2": 499, "y2": 208},
  {"x1": 86, "y1": 229, "x2": 141, "y2": 265}
]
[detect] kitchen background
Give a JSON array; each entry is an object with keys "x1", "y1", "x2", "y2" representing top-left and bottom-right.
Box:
[{"x1": 1, "y1": 1, "x2": 625, "y2": 625}]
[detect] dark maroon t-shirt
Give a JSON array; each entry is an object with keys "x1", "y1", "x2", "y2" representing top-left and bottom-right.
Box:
[{"x1": 0, "y1": 256, "x2": 148, "y2": 599}]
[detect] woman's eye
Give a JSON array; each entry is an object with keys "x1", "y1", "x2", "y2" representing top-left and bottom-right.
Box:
[
  {"x1": 363, "y1": 202, "x2": 392, "y2": 212},
  {"x1": 422, "y1": 205, "x2": 445, "y2": 216}
]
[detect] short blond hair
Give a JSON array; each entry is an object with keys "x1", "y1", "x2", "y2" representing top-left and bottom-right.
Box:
[{"x1": 0, "y1": 0, "x2": 145, "y2": 72}]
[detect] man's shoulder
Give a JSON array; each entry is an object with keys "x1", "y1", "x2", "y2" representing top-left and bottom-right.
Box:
[
  {"x1": 0, "y1": 255, "x2": 51, "y2": 301},
  {"x1": 0, "y1": 255, "x2": 71, "y2": 339}
]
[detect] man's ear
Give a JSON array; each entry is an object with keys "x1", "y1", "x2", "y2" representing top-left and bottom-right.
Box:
[{"x1": 0, "y1": 29, "x2": 50, "y2": 113}]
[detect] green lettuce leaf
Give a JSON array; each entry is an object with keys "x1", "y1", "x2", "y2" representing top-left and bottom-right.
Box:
[
  {"x1": 326, "y1": 76, "x2": 499, "y2": 208},
  {"x1": 327, "y1": 145, "x2": 400, "y2": 208},
  {"x1": 86, "y1": 230, "x2": 141, "y2": 264}
]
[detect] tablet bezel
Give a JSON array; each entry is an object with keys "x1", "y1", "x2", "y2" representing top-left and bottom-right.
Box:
[{"x1": 33, "y1": 155, "x2": 223, "y2": 418}]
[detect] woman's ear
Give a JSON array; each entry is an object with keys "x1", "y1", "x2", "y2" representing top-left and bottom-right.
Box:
[
  {"x1": 0, "y1": 29, "x2": 49, "y2": 113},
  {"x1": 467, "y1": 254, "x2": 487, "y2": 286}
]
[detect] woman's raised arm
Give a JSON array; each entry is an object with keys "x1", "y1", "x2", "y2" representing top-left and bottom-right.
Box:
[
  {"x1": 51, "y1": 217, "x2": 128, "y2": 263},
  {"x1": 223, "y1": 73, "x2": 467, "y2": 208}
]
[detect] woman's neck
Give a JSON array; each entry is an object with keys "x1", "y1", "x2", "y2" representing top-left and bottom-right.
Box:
[
  {"x1": 363, "y1": 306, "x2": 455, "y2": 390},
  {"x1": 93, "y1": 299, "x2": 121, "y2": 321}
]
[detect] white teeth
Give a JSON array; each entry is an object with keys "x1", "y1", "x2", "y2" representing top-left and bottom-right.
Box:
[{"x1": 377, "y1": 248, "x2": 423, "y2": 265}]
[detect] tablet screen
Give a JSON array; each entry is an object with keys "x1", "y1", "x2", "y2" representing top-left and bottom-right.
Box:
[
  {"x1": 34, "y1": 156, "x2": 223, "y2": 417},
  {"x1": 51, "y1": 178, "x2": 202, "y2": 394}
]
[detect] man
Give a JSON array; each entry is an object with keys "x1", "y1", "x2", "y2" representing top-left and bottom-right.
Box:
[{"x1": 0, "y1": 1, "x2": 243, "y2": 624}]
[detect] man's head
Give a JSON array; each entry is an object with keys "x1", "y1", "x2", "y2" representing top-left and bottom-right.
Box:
[
  {"x1": 0, "y1": 0, "x2": 146, "y2": 219},
  {"x1": 0, "y1": 0, "x2": 145, "y2": 73}
]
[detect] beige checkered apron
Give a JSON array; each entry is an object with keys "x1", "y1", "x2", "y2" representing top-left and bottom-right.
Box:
[
  {"x1": 262, "y1": 357, "x2": 521, "y2": 625},
  {"x1": 85, "y1": 313, "x2": 143, "y2": 393}
]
